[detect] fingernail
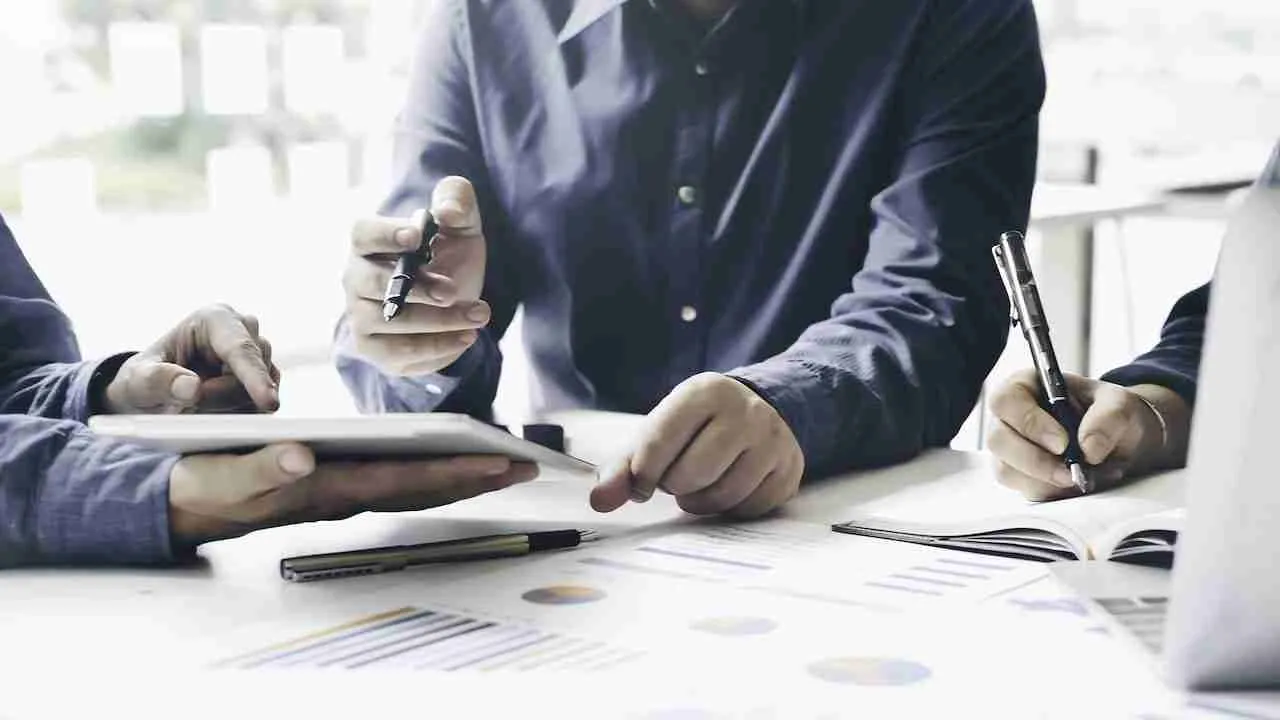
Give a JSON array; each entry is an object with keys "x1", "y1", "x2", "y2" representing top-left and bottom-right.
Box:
[
  {"x1": 395, "y1": 227, "x2": 418, "y2": 249},
  {"x1": 630, "y1": 487, "x2": 653, "y2": 503},
  {"x1": 1080, "y1": 434, "x2": 1106, "y2": 461},
  {"x1": 465, "y1": 304, "x2": 490, "y2": 323},
  {"x1": 437, "y1": 200, "x2": 463, "y2": 218},
  {"x1": 456, "y1": 331, "x2": 476, "y2": 347},
  {"x1": 170, "y1": 375, "x2": 200, "y2": 402},
  {"x1": 513, "y1": 465, "x2": 540, "y2": 483},
  {"x1": 1051, "y1": 466, "x2": 1074, "y2": 488},
  {"x1": 278, "y1": 447, "x2": 313, "y2": 475}
]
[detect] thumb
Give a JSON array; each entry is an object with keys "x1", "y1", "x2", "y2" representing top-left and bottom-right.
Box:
[
  {"x1": 115, "y1": 360, "x2": 202, "y2": 413},
  {"x1": 237, "y1": 443, "x2": 316, "y2": 495},
  {"x1": 589, "y1": 457, "x2": 635, "y2": 513},
  {"x1": 1076, "y1": 386, "x2": 1136, "y2": 465}
]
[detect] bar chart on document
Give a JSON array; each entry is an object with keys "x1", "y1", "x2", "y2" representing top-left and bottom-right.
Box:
[
  {"x1": 219, "y1": 519, "x2": 1048, "y2": 672},
  {"x1": 220, "y1": 605, "x2": 646, "y2": 672}
]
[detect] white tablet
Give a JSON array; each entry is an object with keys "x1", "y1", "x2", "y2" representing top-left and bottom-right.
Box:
[{"x1": 87, "y1": 413, "x2": 596, "y2": 476}]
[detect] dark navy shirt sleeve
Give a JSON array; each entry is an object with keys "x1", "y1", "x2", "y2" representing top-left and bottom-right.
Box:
[
  {"x1": 1101, "y1": 283, "x2": 1210, "y2": 408},
  {"x1": 731, "y1": 1, "x2": 1043, "y2": 472},
  {"x1": 0, "y1": 214, "x2": 177, "y2": 565}
]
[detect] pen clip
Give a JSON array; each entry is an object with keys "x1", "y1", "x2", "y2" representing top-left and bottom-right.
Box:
[
  {"x1": 991, "y1": 244, "x2": 1019, "y2": 327},
  {"x1": 282, "y1": 562, "x2": 387, "y2": 583}
]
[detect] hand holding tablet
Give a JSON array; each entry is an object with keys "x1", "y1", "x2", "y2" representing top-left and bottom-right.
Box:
[
  {"x1": 88, "y1": 413, "x2": 594, "y2": 475},
  {"x1": 87, "y1": 414, "x2": 593, "y2": 550}
]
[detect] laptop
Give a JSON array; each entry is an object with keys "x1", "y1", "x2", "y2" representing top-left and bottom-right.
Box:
[{"x1": 1052, "y1": 140, "x2": 1280, "y2": 691}]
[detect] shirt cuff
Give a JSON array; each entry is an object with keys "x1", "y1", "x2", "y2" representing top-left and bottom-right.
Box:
[
  {"x1": 333, "y1": 318, "x2": 493, "y2": 415},
  {"x1": 62, "y1": 352, "x2": 137, "y2": 423},
  {"x1": 1101, "y1": 362, "x2": 1199, "y2": 409},
  {"x1": 724, "y1": 362, "x2": 823, "y2": 476},
  {"x1": 37, "y1": 428, "x2": 179, "y2": 565}
]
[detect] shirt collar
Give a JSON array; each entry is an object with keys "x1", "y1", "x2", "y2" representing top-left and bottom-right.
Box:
[
  {"x1": 557, "y1": 0, "x2": 628, "y2": 44},
  {"x1": 557, "y1": 0, "x2": 804, "y2": 45}
]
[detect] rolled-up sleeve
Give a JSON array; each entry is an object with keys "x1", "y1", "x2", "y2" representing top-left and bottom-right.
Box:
[
  {"x1": 730, "y1": 0, "x2": 1045, "y2": 475},
  {"x1": 0, "y1": 214, "x2": 177, "y2": 565},
  {"x1": 0, "y1": 417, "x2": 177, "y2": 566}
]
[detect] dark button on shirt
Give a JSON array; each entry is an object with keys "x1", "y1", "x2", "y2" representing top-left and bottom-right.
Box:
[{"x1": 336, "y1": 0, "x2": 1047, "y2": 475}]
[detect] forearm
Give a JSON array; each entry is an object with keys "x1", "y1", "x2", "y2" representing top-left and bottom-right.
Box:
[
  {"x1": 731, "y1": 288, "x2": 1008, "y2": 476},
  {"x1": 0, "y1": 352, "x2": 133, "y2": 423},
  {"x1": 0, "y1": 416, "x2": 177, "y2": 567},
  {"x1": 731, "y1": 0, "x2": 1043, "y2": 477}
]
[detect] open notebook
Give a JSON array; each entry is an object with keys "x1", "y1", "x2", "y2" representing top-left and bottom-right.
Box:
[{"x1": 833, "y1": 465, "x2": 1185, "y2": 566}]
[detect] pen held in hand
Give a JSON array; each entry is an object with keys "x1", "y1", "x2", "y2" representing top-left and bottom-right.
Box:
[
  {"x1": 992, "y1": 231, "x2": 1091, "y2": 494},
  {"x1": 280, "y1": 529, "x2": 600, "y2": 583},
  {"x1": 382, "y1": 209, "x2": 440, "y2": 322}
]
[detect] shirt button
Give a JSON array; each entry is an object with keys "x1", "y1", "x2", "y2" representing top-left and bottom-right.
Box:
[
  {"x1": 680, "y1": 305, "x2": 698, "y2": 323},
  {"x1": 694, "y1": 61, "x2": 710, "y2": 76},
  {"x1": 425, "y1": 383, "x2": 443, "y2": 395},
  {"x1": 677, "y1": 185, "x2": 698, "y2": 206}
]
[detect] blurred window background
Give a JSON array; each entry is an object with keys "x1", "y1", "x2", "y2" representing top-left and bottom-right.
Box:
[{"x1": 0, "y1": 0, "x2": 1276, "y2": 420}]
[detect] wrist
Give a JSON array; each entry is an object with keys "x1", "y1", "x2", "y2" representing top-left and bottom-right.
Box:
[
  {"x1": 88, "y1": 352, "x2": 138, "y2": 415},
  {"x1": 1129, "y1": 384, "x2": 1192, "y2": 472}
]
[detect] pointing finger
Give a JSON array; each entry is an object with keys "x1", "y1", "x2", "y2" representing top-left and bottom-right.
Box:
[
  {"x1": 988, "y1": 371, "x2": 1069, "y2": 455},
  {"x1": 204, "y1": 309, "x2": 279, "y2": 412},
  {"x1": 350, "y1": 216, "x2": 424, "y2": 257}
]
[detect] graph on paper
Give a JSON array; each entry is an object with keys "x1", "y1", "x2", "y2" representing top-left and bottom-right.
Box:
[
  {"x1": 220, "y1": 605, "x2": 644, "y2": 672},
  {"x1": 575, "y1": 522, "x2": 836, "y2": 585},
  {"x1": 570, "y1": 520, "x2": 1044, "y2": 612},
  {"x1": 219, "y1": 520, "x2": 1047, "y2": 672}
]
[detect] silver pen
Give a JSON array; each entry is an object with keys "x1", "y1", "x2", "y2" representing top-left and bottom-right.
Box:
[
  {"x1": 280, "y1": 529, "x2": 600, "y2": 582},
  {"x1": 993, "y1": 231, "x2": 1090, "y2": 493}
]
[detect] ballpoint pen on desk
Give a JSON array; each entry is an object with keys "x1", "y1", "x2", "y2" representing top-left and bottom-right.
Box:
[
  {"x1": 992, "y1": 230, "x2": 1091, "y2": 494},
  {"x1": 280, "y1": 529, "x2": 600, "y2": 583},
  {"x1": 382, "y1": 208, "x2": 439, "y2": 321}
]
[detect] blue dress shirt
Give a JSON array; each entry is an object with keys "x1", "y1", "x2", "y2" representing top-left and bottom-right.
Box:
[
  {"x1": 336, "y1": 0, "x2": 1046, "y2": 476},
  {"x1": 0, "y1": 214, "x2": 175, "y2": 566}
]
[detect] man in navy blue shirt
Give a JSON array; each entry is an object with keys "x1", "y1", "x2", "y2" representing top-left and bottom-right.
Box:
[
  {"x1": 0, "y1": 215, "x2": 535, "y2": 566},
  {"x1": 337, "y1": 0, "x2": 1047, "y2": 517}
]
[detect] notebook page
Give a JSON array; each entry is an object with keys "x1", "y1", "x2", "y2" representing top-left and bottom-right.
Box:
[{"x1": 839, "y1": 465, "x2": 1186, "y2": 559}]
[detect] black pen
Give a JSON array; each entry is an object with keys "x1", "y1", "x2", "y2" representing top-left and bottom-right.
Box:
[
  {"x1": 992, "y1": 230, "x2": 1090, "y2": 494},
  {"x1": 382, "y1": 209, "x2": 439, "y2": 321},
  {"x1": 280, "y1": 529, "x2": 600, "y2": 583}
]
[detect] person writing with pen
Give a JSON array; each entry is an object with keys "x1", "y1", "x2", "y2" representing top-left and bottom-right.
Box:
[
  {"x1": 990, "y1": 142, "x2": 1280, "y2": 500},
  {"x1": 337, "y1": 0, "x2": 1048, "y2": 516},
  {"x1": 986, "y1": 283, "x2": 1203, "y2": 501}
]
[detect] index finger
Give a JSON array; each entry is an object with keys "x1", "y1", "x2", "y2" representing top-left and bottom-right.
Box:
[
  {"x1": 351, "y1": 215, "x2": 423, "y2": 257},
  {"x1": 987, "y1": 371, "x2": 1068, "y2": 455},
  {"x1": 204, "y1": 309, "x2": 279, "y2": 412},
  {"x1": 431, "y1": 176, "x2": 483, "y2": 238},
  {"x1": 629, "y1": 388, "x2": 718, "y2": 501}
]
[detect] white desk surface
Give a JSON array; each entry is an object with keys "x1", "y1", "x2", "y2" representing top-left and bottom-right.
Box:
[{"x1": 3, "y1": 411, "x2": 1276, "y2": 719}]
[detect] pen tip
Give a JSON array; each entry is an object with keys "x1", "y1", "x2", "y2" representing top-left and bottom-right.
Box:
[
  {"x1": 579, "y1": 529, "x2": 601, "y2": 543},
  {"x1": 382, "y1": 302, "x2": 398, "y2": 322},
  {"x1": 1071, "y1": 464, "x2": 1090, "y2": 493}
]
